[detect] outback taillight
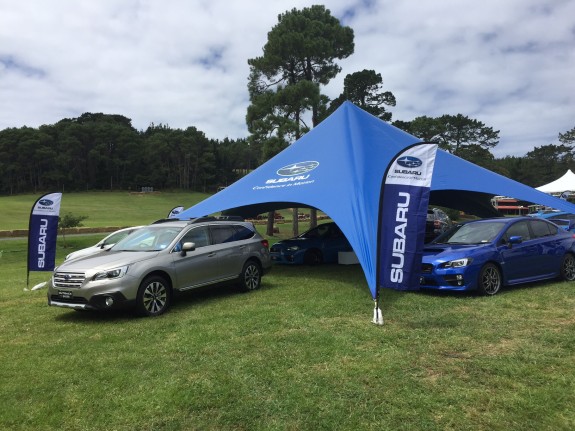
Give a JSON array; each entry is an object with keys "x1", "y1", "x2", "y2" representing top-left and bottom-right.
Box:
[{"x1": 261, "y1": 239, "x2": 269, "y2": 249}]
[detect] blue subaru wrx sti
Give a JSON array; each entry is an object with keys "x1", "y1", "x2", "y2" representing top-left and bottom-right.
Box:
[{"x1": 420, "y1": 217, "x2": 575, "y2": 295}]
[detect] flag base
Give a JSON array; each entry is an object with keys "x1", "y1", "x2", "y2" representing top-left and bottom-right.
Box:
[
  {"x1": 32, "y1": 281, "x2": 47, "y2": 291},
  {"x1": 372, "y1": 305, "x2": 384, "y2": 325}
]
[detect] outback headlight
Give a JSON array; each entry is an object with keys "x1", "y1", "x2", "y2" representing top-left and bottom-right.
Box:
[
  {"x1": 93, "y1": 265, "x2": 129, "y2": 281},
  {"x1": 440, "y1": 258, "x2": 473, "y2": 269},
  {"x1": 286, "y1": 246, "x2": 300, "y2": 252}
]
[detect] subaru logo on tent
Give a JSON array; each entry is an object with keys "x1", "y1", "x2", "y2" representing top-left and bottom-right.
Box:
[
  {"x1": 396, "y1": 156, "x2": 422, "y2": 168},
  {"x1": 38, "y1": 199, "x2": 54, "y2": 206},
  {"x1": 277, "y1": 161, "x2": 319, "y2": 176}
]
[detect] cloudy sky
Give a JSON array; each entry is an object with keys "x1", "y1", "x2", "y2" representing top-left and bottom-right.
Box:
[{"x1": 1, "y1": 0, "x2": 573, "y2": 157}]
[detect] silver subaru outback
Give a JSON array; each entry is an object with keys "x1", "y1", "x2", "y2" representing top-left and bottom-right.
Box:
[{"x1": 48, "y1": 218, "x2": 271, "y2": 316}]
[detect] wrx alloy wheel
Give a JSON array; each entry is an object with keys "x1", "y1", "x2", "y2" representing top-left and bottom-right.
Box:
[
  {"x1": 560, "y1": 253, "x2": 575, "y2": 281},
  {"x1": 477, "y1": 263, "x2": 502, "y2": 295}
]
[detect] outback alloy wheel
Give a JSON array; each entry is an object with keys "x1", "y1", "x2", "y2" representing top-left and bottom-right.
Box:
[
  {"x1": 136, "y1": 275, "x2": 171, "y2": 316},
  {"x1": 240, "y1": 261, "x2": 261, "y2": 292}
]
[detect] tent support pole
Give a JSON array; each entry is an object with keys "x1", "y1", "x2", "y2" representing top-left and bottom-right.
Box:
[{"x1": 372, "y1": 289, "x2": 384, "y2": 325}]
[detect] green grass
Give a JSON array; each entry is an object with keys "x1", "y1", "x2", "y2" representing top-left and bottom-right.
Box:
[
  {"x1": 1, "y1": 194, "x2": 575, "y2": 430},
  {"x1": 0, "y1": 191, "x2": 210, "y2": 230},
  {"x1": 0, "y1": 191, "x2": 315, "y2": 236}
]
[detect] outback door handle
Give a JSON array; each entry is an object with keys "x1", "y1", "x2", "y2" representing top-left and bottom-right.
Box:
[{"x1": 207, "y1": 252, "x2": 216, "y2": 257}]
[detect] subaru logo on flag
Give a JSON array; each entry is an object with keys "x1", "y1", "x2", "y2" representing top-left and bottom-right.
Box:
[
  {"x1": 38, "y1": 199, "x2": 54, "y2": 206},
  {"x1": 277, "y1": 161, "x2": 319, "y2": 176},
  {"x1": 396, "y1": 157, "x2": 422, "y2": 168}
]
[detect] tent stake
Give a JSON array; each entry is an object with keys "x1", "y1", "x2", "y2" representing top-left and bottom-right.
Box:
[{"x1": 372, "y1": 294, "x2": 384, "y2": 325}]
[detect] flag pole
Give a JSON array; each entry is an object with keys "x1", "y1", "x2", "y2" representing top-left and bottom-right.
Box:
[
  {"x1": 26, "y1": 194, "x2": 43, "y2": 290},
  {"x1": 374, "y1": 142, "x2": 438, "y2": 324}
]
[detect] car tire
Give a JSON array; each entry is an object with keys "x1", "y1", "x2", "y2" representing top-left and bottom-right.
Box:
[
  {"x1": 560, "y1": 253, "x2": 575, "y2": 281},
  {"x1": 477, "y1": 263, "x2": 502, "y2": 295},
  {"x1": 240, "y1": 260, "x2": 261, "y2": 292},
  {"x1": 303, "y1": 249, "x2": 322, "y2": 265},
  {"x1": 136, "y1": 275, "x2": 171, "y2": 317}
]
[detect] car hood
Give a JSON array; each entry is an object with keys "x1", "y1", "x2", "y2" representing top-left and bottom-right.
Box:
[
  {"x1": 422, "y1": 243, "x2": 491, "y2": 262},
  {"x1": 56, "y1": 250, "x2": 161, "y2": 271},
  {"x1": 66, "y1": 245, "x2": 109, "y2": 261}
]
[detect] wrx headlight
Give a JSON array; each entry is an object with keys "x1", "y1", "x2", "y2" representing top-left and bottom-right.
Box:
[{"x1": 440, "y1": 258, "x2": 473, "y2": 269}]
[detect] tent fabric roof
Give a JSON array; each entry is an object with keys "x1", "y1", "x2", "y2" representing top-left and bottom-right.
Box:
[
  {"x1": 177, "y1": 102, "x2": 575, "y2": 298},
  {"x1": 536, "y1": 169, "x2": 575, "y2": 193}
]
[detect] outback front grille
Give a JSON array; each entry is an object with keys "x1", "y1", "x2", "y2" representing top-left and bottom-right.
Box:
[{"x1": 53, "y1": 272, "x2": 86, "y2": 288}]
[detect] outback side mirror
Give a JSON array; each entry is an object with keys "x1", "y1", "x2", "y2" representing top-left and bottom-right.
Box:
[{"x1": 180, "y1": 242, "x2": 196, "y2": 257}]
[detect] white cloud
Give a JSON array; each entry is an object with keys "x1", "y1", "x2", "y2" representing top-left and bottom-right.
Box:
[{"x1": 0, "y1": 0, "x2": 573, "y2": 156}]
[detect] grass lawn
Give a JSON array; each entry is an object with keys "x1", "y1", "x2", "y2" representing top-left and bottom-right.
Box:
[
  {"x1": 0, "y1": 191, "x2": 313, "y2": 233},
  {"x1": 0, "y1": 191, "x2": 211, "y2": 231},
  {"x1": 1, "y1": 193, "x2": 574, "y2": 430}
]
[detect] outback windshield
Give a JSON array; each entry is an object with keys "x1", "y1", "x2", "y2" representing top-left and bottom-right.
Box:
[
  {"x1": 112, "y1": 226, "x2": 183, "y2": 251},
  {"x1": 436, "y1": 221, "x2": 505, "y2": 245}
]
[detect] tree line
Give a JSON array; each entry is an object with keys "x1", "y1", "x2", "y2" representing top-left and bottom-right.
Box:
[
  {"x1": 1, "y1": 4, "x2": 574, "y2": 197},
  {"x1": 0, "y1": 113, "x2": 256, "y2": 195}
]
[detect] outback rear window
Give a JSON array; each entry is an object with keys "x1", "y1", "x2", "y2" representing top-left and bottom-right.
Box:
[
  {"x1": 210, "y1": 225, "x2": 254, "y2": 244},
  {"x1": 233, "y1": 225, "x2": 255, "y2": 241}
]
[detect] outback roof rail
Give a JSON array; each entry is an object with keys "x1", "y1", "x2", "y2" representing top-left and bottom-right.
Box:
[
  {"x1": 187, "y1": 216, "x2": 218, "y2": 224},
  {"x1": 151, "y1": 218, "x2": 176, "y2": 224},
  {"x1": 216, "y1": 215, "x2": 245, "y2": 221},
  {"x1": 151, "y1": 217, "x2": 214, "y2": 224},
  {"x1": 152, "y1": 215, "x2": 244, "y2": 225}
]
